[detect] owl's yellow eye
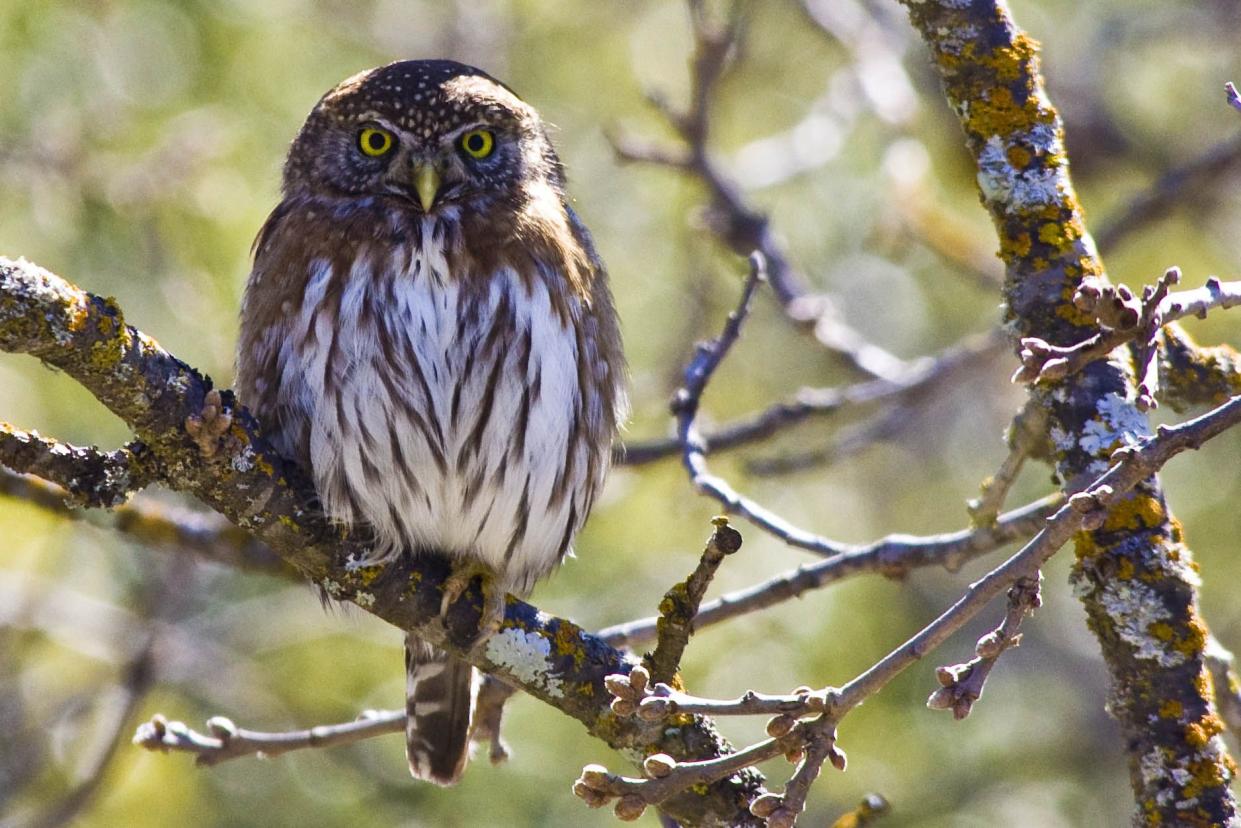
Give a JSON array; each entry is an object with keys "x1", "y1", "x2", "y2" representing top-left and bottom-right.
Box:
[
  {"x1": 460, "y1": 129, "x2": 494, "y2": 159},
  {"x1": 358, "y1": 127, "x2": 394, "y2": 157}
]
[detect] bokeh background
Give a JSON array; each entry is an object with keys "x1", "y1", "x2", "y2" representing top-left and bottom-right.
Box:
[{"x1": 2, "y1": 1, "x2": 1241, "y2": 826}]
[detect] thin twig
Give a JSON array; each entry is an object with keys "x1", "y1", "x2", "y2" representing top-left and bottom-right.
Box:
[
  {"x1": 967, "y1": 399, "x2": 1048, "y2": 526},
  {"x1": 1094, "y1": 131, "x2": 1241, "y2": 254},
  {"x1": 1227, "y1": 82, "x2": 1241, "y2": 114},
  {"x1": 471, "y1": 676, "x2": 516, "y2": 765},
  {"x1": 926, "y1": 575, "x2": 1042, "y2": 719},
  {"x1": 620, "y1": 331, "x2": 1001, "y2": 467},
  {"x1": 598, "y1": 494, "x2": 1060, "y2": 648},
  {"x1": 1014, "y1": 269, "x2": 1241, "y2": 395},
  {"x1": 0, "y1": 467, "x2": 290, "y2": 577},
  {"x1": 133, "y1": 709, "x2": 406, "y2": 767},
  {"x1": 612, "y1": 4, "x2": 908, "y2": 381}
]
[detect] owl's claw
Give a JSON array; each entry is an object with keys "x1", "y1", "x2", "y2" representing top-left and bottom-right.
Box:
[
  {"x1": 185, "y1": 389, "x2": 234, "y2": 458},
  {"x1": 440, "y1": 562, "x2": 507, "y2": 648}
]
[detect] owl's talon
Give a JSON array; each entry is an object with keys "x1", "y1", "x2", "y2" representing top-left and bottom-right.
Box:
[
  {"x1": 185, "y1": 389, "x2": 234, "y2": 458},
  {"x1": 440, "y1": 563, "x2": 507, "y2": 647}
]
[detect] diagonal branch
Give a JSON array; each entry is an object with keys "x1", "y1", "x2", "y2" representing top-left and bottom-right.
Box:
[
  {"x1": 0, "y1": 256, "x2": 764, "y2": 828},
  {"x1": 584, "y1": 390, "x2": 1241, "y2": 820}
]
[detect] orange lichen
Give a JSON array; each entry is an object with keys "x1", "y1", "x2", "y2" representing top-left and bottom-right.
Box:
[
  {"x1": 1159, "y1": 699, "x2": 1184, "y2": 719},
  {"x1": 1185, "y1": 714, "x2": 1224, "y2": 749},
  {"x1": 1149, "y1": 622, "x2": 1175, "y2": 642},
  {"x1": 1101, "y1": 495, "x2": 1166, "y2": 533},
  {"x1": 553, "y1": 619, "x2": 587, "y2": 668},
  {"x1": 1006, "y1": 145, "x2": 1032, "y2": 168}
]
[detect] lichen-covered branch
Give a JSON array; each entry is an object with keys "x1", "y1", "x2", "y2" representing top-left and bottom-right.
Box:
[
  {"x1": 1158, "y1": 323, "x2": 1241, "y2": 412},
  {"x1": 0, "y1": 256, "x2": 762, "y2": 828},
  {"x1": 588, "y1": 391, "x2": 1241, "y2": 825},
  {"x1": 587, "y1": 390, "x2": 1241, "y2": 822},
  {"x1": 647, "y1": 517, "x2": 742, "y2": 684},
  {"x1": 0, "y1": 423, "x2": 155, "y2": 507},
  {"x1": 897, "y1": 2, "x2": 1237, "y2": 822}
]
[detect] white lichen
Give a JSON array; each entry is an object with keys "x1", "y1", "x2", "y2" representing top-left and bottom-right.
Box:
[
  {"x1": 975, "y1": 135, "x2": 1062, "y2": 213},
  {"x1": 485, "y1": 627, "x2": 563, "y2": 699},
  {"x1": 1097, "y1": 578, "x2": 1184, "y2": 667},
  {"x1": 353, "y1": 591, "x2": 375, "y2": 608},
  {"x1": 1079, "y1": 392, "x2": 1151, "y2": 456}
]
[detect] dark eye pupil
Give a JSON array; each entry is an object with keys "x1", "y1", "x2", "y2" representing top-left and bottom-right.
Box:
[
  {"x1": 467, "y1": 134, "x2": 484, "y2": 152},
  {"x1": 367, "y1": 132, "x2": 385, "y2": 151}
]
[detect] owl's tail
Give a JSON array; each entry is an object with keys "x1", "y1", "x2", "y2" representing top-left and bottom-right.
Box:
[{"x1": 404, "y1": 634, "x2": 475, "y2": 785}]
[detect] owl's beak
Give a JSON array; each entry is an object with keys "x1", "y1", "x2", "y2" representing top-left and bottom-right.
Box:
[{"x1": 412, "y1": 163, "x2": 441, "y2": 212}]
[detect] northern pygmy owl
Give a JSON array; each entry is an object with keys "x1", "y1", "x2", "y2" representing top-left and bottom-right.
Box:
[{"x1": 236, "y1": 60, "x2": 626, "y2": 784}]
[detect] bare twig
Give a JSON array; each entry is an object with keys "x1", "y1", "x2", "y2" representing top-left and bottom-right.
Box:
[
  {"x1": 133, "y1": 709, "x2": 406, "y2": 767},
  {"x1": 1095, "y1": 131, "x2": 1241, "y2": 254},
  {"x1": 926, "y1": 575, "x2": 1041, "y2": 719},
  {"x1": 1227, "y1": 82, "x2": 1241, "y2": 114},
  {"x1": 0, "y1": 467, "x2": 290, "y2": 577},
  {"x1": 612, "y1": 4, "x2": 908, "y2": 381},
  {"x1": 647, "y1": 517, "x2": 742, "y2": 684},
  {"x1": 620, "y1": 330, "x2": 1001, "y2": 467},
  {"x1": 599, "y1": 494, "x2": 1060, "y2": 648},
  {"x1": 967, "y1": 399, "x2": 1048, "y2": 526},
  {"x1": 471, "y1": 676, "x2": 515, "y2": 765},
  {"x1": 22, "y1": 556, "x2": 194, "y2": 828}
]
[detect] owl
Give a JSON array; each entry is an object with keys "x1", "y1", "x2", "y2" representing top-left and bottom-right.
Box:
[{"x1": 235, "y1": 60, "x2": 626, "y2": 784}]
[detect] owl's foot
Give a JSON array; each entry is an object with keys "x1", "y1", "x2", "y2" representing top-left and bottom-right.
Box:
[
  {"x1": 440, "y1": 561, "x2": 507, "y2": 648},
  {"x1": 185, "y1": 389, "x2": 234, "y2": 458}
]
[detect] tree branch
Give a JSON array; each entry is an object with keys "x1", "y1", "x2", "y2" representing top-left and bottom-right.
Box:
[
  {"x1": 0, "y1": 256, "x2": 763, "y2": 828},
  {"x1": 586, "y1": 390, "x2": 1241, "y2": 822},
  {"x1": 619, "y1": 331, "x2": 1000, "y2": 467},
  {"x1": 598, "y1": 494, "x2": 1060, "y2": 648},
  {"x1": 0, "y1": 423, "x2": 155, "y2": 508}
]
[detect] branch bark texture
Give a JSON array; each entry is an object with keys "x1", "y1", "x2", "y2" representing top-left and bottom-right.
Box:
[{"x1": 896, "y1": 3, "x2": 1237, "y2": 824}]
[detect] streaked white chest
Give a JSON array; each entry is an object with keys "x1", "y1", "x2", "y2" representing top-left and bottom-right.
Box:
[{"x1": 277, "y1": 235, "x2": 593, "y2": 590}]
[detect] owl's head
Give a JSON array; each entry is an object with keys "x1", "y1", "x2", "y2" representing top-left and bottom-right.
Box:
[{"x1": 282, "y1": 60, "x2": 563, "y2": 216}]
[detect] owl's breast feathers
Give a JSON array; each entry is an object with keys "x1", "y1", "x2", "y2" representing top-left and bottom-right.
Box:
[{"x1": 236, "y1": 196, "x2": 625, "y2": 591}]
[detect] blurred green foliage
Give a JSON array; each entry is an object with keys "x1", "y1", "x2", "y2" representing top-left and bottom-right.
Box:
[{"x1": 1, "y1": 1, "x2": 1240, "y2": 826}]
